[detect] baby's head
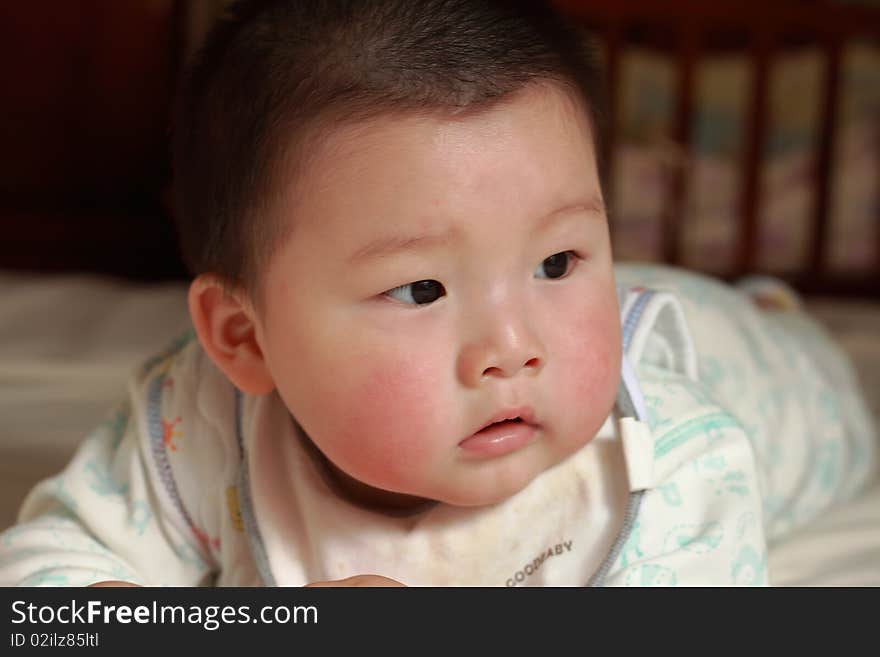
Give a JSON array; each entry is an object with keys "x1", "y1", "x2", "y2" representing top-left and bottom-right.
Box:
[{"x1": 174, "y1": 0, "x2": 622, "y2": 510}]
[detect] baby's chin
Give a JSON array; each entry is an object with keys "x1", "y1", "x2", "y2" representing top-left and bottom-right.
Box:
[
  {"x1": 342, "y1": 476, "x2": 528, "y2": 510},
  {"x1": 349, "y1": 465, "x2": 535, "y2": 510},
  {"x1": 427, "y1": 435, "x2": 595, "y2": 507},
  {"x1": 423, "y1": 467, "x2": 549, "y2": 508},
  {"x1": 339, "y1": 432, "x2": 596, "y2": 510}
]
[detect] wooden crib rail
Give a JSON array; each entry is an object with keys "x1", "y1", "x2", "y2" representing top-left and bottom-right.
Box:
[{"x1": 555, "y1": 0, "x2": 880, "y2": 298}]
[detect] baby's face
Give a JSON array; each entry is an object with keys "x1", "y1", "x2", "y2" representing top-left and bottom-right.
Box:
[{"x1": 253, "y1": 83, "x2": 621, "y2": 508}]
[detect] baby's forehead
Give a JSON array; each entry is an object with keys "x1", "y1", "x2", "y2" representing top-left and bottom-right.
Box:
[
  {"x1": 274, "y1": 88, "x2": 600, "y2": 254},
  {"x1": 289, "y1": 82, "x2": 595, "y2": 186}
]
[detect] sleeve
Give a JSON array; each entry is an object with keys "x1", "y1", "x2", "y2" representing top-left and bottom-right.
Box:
[
  {"x1": 614, "y1": 265, "x2": 877, "y2": 543},
  {"x1": 604, "y1": 281, "x2": 769, "y2": 586},
  {"x1": 0, "y1": 395, "x2": 215, "y2": 587},
  {"x1": 605, "y1": 365, "x2": 770, "y2": 587},
  {"x1": 657, "y1": 270, "x2": 875, "y2": 535}
]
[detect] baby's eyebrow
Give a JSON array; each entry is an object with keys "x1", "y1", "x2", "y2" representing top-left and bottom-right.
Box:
[
  {"x1": 522, "y1": 197, "x2": 606, "y2": 240},
  {"x1": 348, "y1": 230, "x2": 457, "y2": 264},
  {"x1": 544, "y1": 197, "x2": 606, "y2": 225},
  {"x1": 349, "y1": 196, "x2": 604, "y2": 264}
]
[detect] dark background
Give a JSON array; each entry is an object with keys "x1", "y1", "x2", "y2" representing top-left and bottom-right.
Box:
[
  {"x1": 0, "y1": 1, "x2": 877, "y2": 289},
  {"x1": 0, "y1": 1, "x2": 189, "y2": 280}
]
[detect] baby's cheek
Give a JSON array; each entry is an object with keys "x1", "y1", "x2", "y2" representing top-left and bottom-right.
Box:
[
  {"x1": 332, "y1": 357, "x2": 444, "y2": 488},
  {"x1": 574, "y1": 335, "x2": 619, "y2": 400},
  {"x1": 561, "y1": 311, "x2": 621, "y2": 422}
]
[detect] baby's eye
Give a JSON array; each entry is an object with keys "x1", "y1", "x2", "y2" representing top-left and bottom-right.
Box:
[
  {"x1": 535, "y1": 251, "x2": 580, "y2": 280},
  {"x1": 384, "y1": 280, "x2": 446, "y2": 305}
]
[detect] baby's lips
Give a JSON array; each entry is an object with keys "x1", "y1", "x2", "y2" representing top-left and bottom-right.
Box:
[
  {"x1": 458, "y1": 418, "x2": 539, "y2": 457},
  {"x1": 469, "y1": 404, "x2": 538, "y2": 437}
]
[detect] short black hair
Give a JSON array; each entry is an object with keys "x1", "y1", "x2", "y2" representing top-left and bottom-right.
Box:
[{"x1": 172, "y1": 0, "x2": 605, "y2": 297}]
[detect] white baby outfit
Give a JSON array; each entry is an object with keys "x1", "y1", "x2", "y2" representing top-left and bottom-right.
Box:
[{"x1": 1, "y1": 265, "x2": 875, "y2": 586}]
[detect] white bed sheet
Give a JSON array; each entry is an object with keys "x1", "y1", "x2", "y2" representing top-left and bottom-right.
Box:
[
  {"x1": 1, "y1": 271, "x2": 878, "y2": 585},
  {"x1": 0, "y1": 273, "x2": 191, "y2": 534}
]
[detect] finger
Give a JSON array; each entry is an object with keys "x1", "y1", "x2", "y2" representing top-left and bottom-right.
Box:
[
  {"x1": 88, "y1": 580, "x2": 140, "y2": 587},
  {"x1": 304, "y1": 574, "x2": 405, "y2": 587}
]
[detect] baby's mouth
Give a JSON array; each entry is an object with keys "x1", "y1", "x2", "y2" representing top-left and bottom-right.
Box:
[
  {"x1": 471, "y1": 405, "x2": 537, "y2": 436},
  {"x1": 476, "y1": 417, "x2": 524, "y2": 433},
  {"x1": 459, "y1": 409, "x2": 538, "y2": 457}
]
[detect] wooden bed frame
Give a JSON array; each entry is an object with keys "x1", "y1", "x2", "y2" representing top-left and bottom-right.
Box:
[
  {"x1": 557, "y1": 0, "x2": 880, "y2": 297},
  {"x1": 1, "y1": 1, "x2": 877, "y2": 297}
]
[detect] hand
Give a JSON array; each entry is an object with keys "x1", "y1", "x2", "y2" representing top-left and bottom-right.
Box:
[
  {"x1": 89, "y1": 575, "x2": 407, "y2": 587},
  {"x1": 305, "y1": 574, "x2": 405, "y2": 587},
  {"x1": 89, "y1": 581, "x2": 141, "y2": 587}
]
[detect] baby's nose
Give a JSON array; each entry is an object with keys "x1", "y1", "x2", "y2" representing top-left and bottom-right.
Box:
[{"x1": 457, "y1": 317, "x2": 545, "y2": 387}]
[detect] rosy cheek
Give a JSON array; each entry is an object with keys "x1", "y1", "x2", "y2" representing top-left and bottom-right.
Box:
[
  {"x1": 329, "y1": 356, "x2": 442, "y2": 487},
  {"x1": 563, "y1": 307, "x2": 621, "y2": 419}
]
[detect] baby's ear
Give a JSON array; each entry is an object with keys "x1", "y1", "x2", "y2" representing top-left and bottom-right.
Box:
[{"x1": 187, "y1": 274, "x2": 275, "y2": 395}]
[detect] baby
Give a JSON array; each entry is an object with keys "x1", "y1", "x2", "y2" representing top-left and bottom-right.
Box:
[{"x1": 1, "y1": 0, "x2": 876, "y2": 587}]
